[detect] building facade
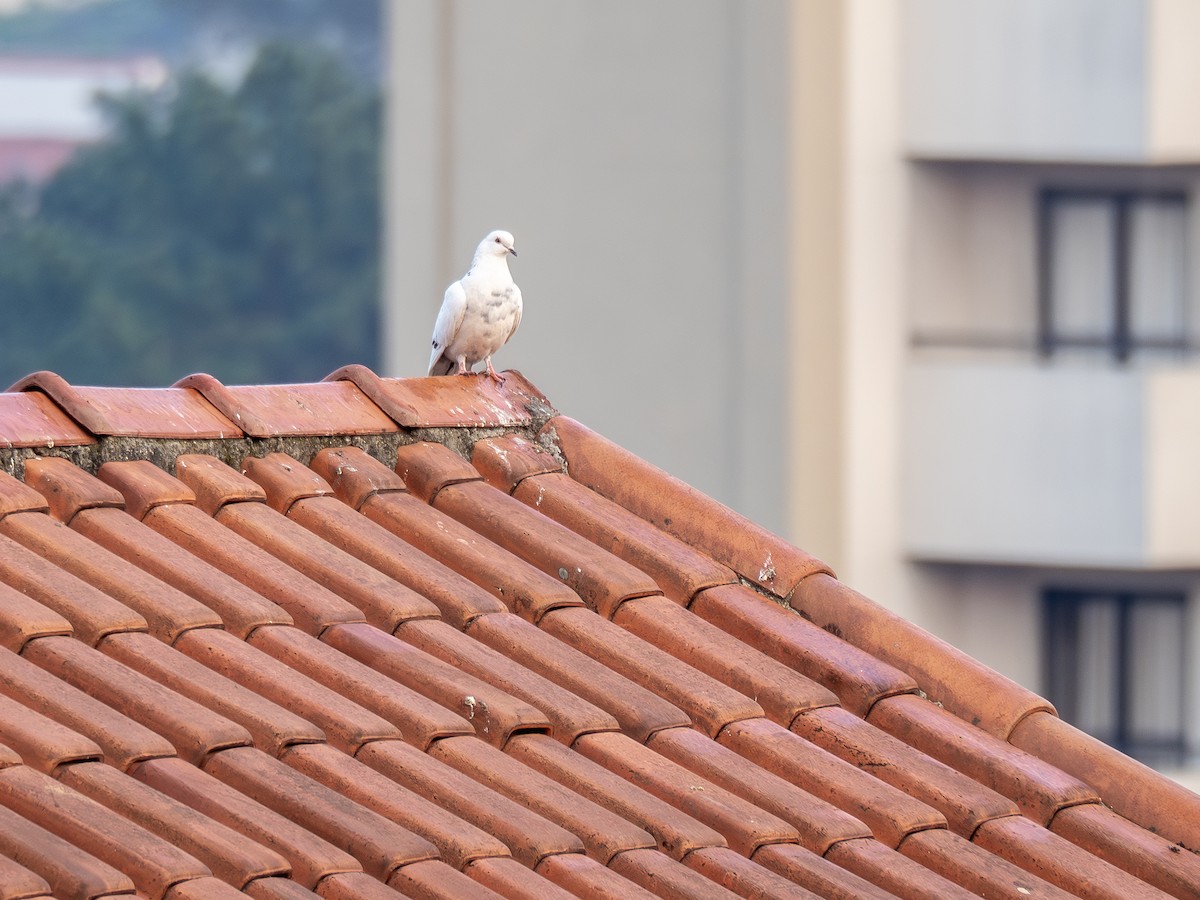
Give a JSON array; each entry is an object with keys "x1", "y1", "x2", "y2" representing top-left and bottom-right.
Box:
[{"x1": 384, "y1": 0, "x2": 1200, "y2": 783}]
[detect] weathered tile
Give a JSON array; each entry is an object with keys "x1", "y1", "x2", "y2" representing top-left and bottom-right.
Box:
[
  {"x1": 356, "y1": 739, "x2": 584, "y2": 869},
  {"x1": 0, "y1": 801, "x2": 135, "y2": 899},
  {"x1": 751, "y1": 842, "x2": 896, "y2": 900},
  {"x1": 466, "y1": 612, "x2": 688, "y2": 743},
  {"x1": 1, "y1": 510, "x2": 221, "y2": 642},
  {"x1": 245, "y1": 623, "x2": 471, "y2": 751},
  {"x1": 9, "y1": 371, "x2": 240, "y2": 438},
  {"x1": 0, "y1": 388, "x2": 93, "y2": 449},
  {"x1": 398, "y1": 618, "x2": 620, "y2": 746},
  {"x1": 428, "y1": 733, "x2": 656, "y2": 864},
  {"x1": 179, "y1": 627, "x2": 398, "y2": 755},
  {"x1": 250, "y1": 453, "x2": 505, "y2": 628},
  {"x1": 646, "y1": 725, "x2": 870, "y2": 856},
  {"x1": 1049, "y1": 802, "x2": 1200, "y2": 899},
  {"x1": 25, "y1": 635, "x2": 252, "y2": 765},
  {"x1": 1010, "y1": 710, "x2": 1200, "y2": 853},
  {"x1": 327, "y1": 363, "x2": 551, "y2": 428},
  {"x1": 545, "y1": 415, "x2": 831, "y2": 595},
  {"x1": 682, "y1": 846, "x2": 821, "y2": 899},
  {"x1": 0, "y1": 764, "x2": 212, "y2": 899},
  {"x1": 504, "y1": 733, "x2": 726, "y2": 860},
  {"x1": 202, "y1": 746, "x2": 440, "y2": 882},
  {"x1": 824, "y1": 836, "x2": 979, "y2": 900},
  {"x1": 792, "y1": 574, "x2": 1055, "y2": 740},
  {"x1": 103, "y1": 631, "x2": 325, "y2": 757},
  {"x1": 534, "y1": 851, "x2": 660, "y2": 899},
  {"x1": 607, "y1": 847, "x2": 741, "y2": 900},
  {"x1": 691, "y1": 583, "x2": 917, "y2": 717},
  {"x1": 282, "y1": 742, "x2": 509, "y2": 870},
  {"x1": 357, "y1": 486, "x2": 584, "y2": 623},
  {"x1": 716, "y1": 717, "x2": 945, "y2": 849},
  {"x1": 614, "y1": 595, "x2": 838, "y2": 727},
  {"x1": 0, "y1": 692, "x2": 102, "y2": 773},
  {"x1": 59, "y1": 760, "x2": 290, "y2": 889},
  {"x1": 573, "y1": 730, "x2": 799, "y2": 857},
  {"x1": 973, "y1": 814, "x2": 1172, "y2": 900},
  {"x1": 134, "y1": 756, "x2": 360, "y2": 890},
  {"x1": 0, "y1": 531, "x2": 147, "y2": 646},
  {"x1": 539, "y1": 606, "x2": 763, "y2": 739},
  {"x1": 0, "y1": 583, "x2": 72, "y2": 653},
  {"x1": 869, "y1": 692, "x2": 1097, "y2": 825},
  {"x1": 388, "y1": 858, "x2": 508, "y2": 899},
  {"x1": 900, "y1": 826, "x2": 1076, "y2": 899},
  {"x1": 791, "y1": 705, "x2": 1020, "y2": 838},
  {"x1": 463, "y1": 856, "x2": 575, "y2": 900},
  {"x1": 0, "y1": 643, "x2": 174, "y2": 770},
  {"x1": 322, "y1": 622, "x2": 550, "y2": 748},
  {"x1": 175, "y1": 375, "x2": 397, "y2": 438}
]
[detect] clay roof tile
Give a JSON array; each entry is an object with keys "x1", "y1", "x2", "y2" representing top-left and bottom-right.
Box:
[{"x1": 0, "y1": 368, "x2": 1186, "y2": 898}]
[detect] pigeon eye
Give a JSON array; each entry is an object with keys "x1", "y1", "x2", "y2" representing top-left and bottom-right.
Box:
[{"x1": 494, "y1": 237, "x2": 501, "y2": 243}]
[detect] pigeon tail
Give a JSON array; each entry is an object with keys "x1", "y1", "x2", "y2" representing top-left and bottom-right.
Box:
[{"x1": 428, "y1": 356, "x2": 457, "y2": 377}]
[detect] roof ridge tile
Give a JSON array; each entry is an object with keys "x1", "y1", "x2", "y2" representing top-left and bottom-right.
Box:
[
  {"x1": 326, "y1": 364, "x2": 553, "y2": 428},
  {"x1": 0, "y1": 388, "x2": 94, "y2": 449},
  {"x1": 793, "y1": 573, "x2": 1055, "y2": 740},
  {"x1": 175, "y1": 373, "x2": 398, "y2": 438},
  {"x1": 9, "y1": 370, "x2": 242, "y2": 439},
  {"x1": 545, "y1": 415, "x2": 833, "y2": 595},
  {"x1": 1010, "y1": 710, "x2": 1200, "y2": 853}
]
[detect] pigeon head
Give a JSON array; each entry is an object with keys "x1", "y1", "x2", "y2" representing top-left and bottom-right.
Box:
[{"x1": 476, "y1": 229, "x2": 517, "y2": 259}]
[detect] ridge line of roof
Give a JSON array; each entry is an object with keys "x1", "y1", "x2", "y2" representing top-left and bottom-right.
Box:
[{"x1": 0, "y1": 367, "x2": 559, "y2": 481}]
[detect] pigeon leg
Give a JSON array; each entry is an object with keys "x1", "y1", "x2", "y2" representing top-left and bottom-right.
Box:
[
  {"x1": 455, "y1": 358, "x2": 470, "y2": 375},
  {"x1": 484, "y1": 357, "x2": 506, "y2": 384}
]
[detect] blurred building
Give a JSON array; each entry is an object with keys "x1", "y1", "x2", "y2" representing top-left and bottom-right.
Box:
[
  {"x1": 384, "y1": 0, "x2": 1200, "y2": 780},
  {"x1": 0, "y1": 54, "x2": 167, "y2": 183}
]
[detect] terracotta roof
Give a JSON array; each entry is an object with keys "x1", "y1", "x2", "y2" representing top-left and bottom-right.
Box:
[{"x1": 0, "y1": 365, "x2": 1196, "y2": 900}]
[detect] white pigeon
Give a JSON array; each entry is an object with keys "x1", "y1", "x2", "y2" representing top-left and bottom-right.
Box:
[{"x1": 427, "y1": 229, "x2": 522, "y2": 384}]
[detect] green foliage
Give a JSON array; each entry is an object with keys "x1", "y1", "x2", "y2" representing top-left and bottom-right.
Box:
[
  {"x1": 0, "y1": 41, "x2": 381, "y2": 386},
  {"x1": 0, "y1": 0, "x2": 383, "y2": 76}
]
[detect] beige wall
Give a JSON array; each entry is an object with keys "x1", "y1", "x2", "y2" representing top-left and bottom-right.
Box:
[
  {"x1": 384, "y1": 0, "x2": 955, "y2": 632},
  {"x1": 384, "y1": 0, "x2": 794, "y2": 535}
]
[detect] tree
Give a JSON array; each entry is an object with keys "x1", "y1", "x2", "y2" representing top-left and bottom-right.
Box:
[{"x1": 0, "y1": 41, "x2": 381, "y2": 387}]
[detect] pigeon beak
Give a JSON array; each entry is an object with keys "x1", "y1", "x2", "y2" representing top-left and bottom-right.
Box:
[{"x1": 508, "y1": 246, "x2": 517, "y2": 257}]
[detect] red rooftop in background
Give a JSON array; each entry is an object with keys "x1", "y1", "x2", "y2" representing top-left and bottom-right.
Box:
[{"x1": 0, "y1": 366, "x2": 1196, "y2": 900}]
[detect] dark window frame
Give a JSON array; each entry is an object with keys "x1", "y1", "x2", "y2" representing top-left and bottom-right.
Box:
[
  {"x1": 1036, "y1": 188, "x2": 1190, "y2": 363},
  {"x1": 1043, "y1": 587, "x2": 1188, "y2": 765}
]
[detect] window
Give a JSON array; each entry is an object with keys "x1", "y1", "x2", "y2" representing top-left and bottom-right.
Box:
[
  {"x1": 1037, "y1": 190, "x2": 1188, "y2": 362},
  {"x1": 1043, "y1": 589, "x2": 1188, "y2": 767}
]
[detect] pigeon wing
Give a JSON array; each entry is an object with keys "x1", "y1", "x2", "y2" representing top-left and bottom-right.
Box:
[
  {"x1": 505, "y1": 284, "x2": 523, "y2": 343},
  {"x1": 428, "y1": 280, "x2": 468, "y2": 374}
]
